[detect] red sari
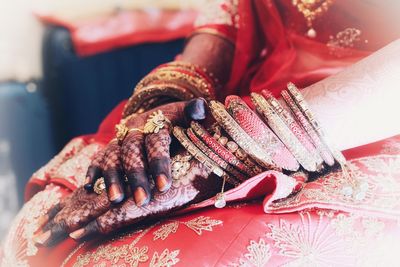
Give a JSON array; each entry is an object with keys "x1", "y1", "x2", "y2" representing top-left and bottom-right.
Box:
[{"x1": 2, "y1": 1, "x2": 400, "y2": 266}]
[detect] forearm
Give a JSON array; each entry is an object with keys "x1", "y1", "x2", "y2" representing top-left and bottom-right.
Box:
[{"x1": 180, "y1": 33, "x2": 235, "y2": 87}]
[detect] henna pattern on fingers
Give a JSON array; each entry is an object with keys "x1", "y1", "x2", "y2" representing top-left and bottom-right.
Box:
[{"x1": 145, "y1": 129, "x2": 172, "y2": 192}]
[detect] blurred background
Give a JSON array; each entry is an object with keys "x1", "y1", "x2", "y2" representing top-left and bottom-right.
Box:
[{"x1": 0, "y1": 0, "x2": 201, "y2": 239}]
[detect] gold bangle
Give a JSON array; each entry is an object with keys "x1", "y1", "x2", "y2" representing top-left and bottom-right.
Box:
[
  {"x1": 123, "y1": 83, "x2": 194, "y2": 117},
  {"x1": 173, "y1": 126, "x2": 239, "y2": 186},
  {"x1": 251, "y1": 93, "x2": 320, "y2": 172},
  {"x1": 166, "y1": 61, "x2": 220, "y2": 88},
  {"x1": 286, "y1": 82, "x2": 347, "y2": 165},
  {"x1": 209, "y1": 100, "x2": 275, "y2": 169},
  {"x1": 138, "y1": 69, "x2": 214, "y2": 99}
]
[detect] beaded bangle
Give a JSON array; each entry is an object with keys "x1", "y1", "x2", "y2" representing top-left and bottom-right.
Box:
[
  {"x1": 286, "y1": 82, "x2": 346, "y2": 165},
  {"x1": 209, "y1": 100, "x2": 276, "y2": 169},
  {"x1": 225, "y1": 95, "x2": 298, "y2": 171},
  {"x1": 251, "y1": 93, "x2": 321, "y2": 172},
  {"x1": 190, "y1": 122, "x2": 256, "y2": 177},
  {"x1": 281, "y1": 90, "x2": 335, "y2": 166},
  {"x1": 172, "y1": 126, "x2": 239, "y2": 186},
  {"x1": 211, "y1": 124, "x2": 264, "y2": 174},
  {"x1": 186, "y1": 128, "x2": 248, "y2": 182},
  {"x1": 261, "y1": 91, "x2": 324, "y2": 168}
]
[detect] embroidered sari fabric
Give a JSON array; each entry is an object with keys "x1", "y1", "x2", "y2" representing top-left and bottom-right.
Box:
[{"x1": 2, "y1": 0, "x2": 400, "y2": 266}]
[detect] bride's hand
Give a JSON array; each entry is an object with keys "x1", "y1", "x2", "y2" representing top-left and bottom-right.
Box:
[
  {"x1": 84, "y1": 99, "x2": 207, "y2": 206},
  {"x1": 34, "y1": 152, "x2": 220, "y2": 246}
]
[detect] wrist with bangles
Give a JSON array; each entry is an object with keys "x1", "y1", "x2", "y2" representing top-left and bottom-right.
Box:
[
  {"x1": 171, "y1": 82, "x2": 352, "y2": 208},
  {"x1": 123, "y1": 61, "x2": 219, "y2": 118}
]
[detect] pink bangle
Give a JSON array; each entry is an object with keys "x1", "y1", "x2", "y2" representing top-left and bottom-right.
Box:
[
  {"x1": 225, "y1": 95, "x2": 299, "y2": 171},
  {"x1": 261, "y1": 90, "x2": 324, "y2": 168}
]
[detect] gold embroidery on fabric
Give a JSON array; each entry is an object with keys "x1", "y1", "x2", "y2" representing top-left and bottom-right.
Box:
[
  {"x1": 153, "y1": 222, "x2": 179, "y2": 241},
  {"x1": 53, "y1": 143, "x2": 103, "y2": 188},
  {"x1": 72, "y1": 215, "x2": 221, "y2": 266},
  {"x1": 327, "y1": 28, "x2": 364, "y2": 57},
  {"x1": 183, "y1": 216, "x2": 223, "y2": 235},
  {"x1": 231, "y1": 238, "x2": 272, "y2": 267},
  {"x1": 61, "y1": 242, "x2": 86, "y2": 267},
  {"x1": 195, "y1": 0, "x2": 239, "y2": 28},
  {"x1": 380, "y1": 139, "x2": 400, "y2": 154},
  {"x1": 31, "y1": 138, "x2": 86, "y2": 181},
  {"x1": 1, "y1": 186, "x2": 62, "y2": 266},
  {"x1": 150, "y1": 249, "x2": 180, "y2": 267},
  {"x1": 268, "y1": 155, "x2": 400, "y2": 217},
  {"x1": 73, "y1": 226, "x2": 154, "y2": 267},
  {"x1": 152, "y1": 216, "x2": 223, "y2": 241},
  {"x1": 266, "y1": 211, "x2": 353, "y2": 265}
]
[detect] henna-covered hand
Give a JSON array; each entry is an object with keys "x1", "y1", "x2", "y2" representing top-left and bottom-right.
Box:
[
  {"x1": 84, "y1": 99, "x2": 207, "y2": 206},
  {"x1": 34, "y1": 152, "x2": 222, "y2": 246}
]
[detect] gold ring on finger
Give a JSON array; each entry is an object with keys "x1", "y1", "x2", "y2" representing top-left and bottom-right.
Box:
[
  {"x1": 94, "y1": 177, "x2": 106, "y2": 195},
  {"x1": 143, "y1": 110, "x2": 171, "y2": 134}
]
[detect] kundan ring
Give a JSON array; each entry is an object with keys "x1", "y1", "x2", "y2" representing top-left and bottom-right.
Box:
[
  {"x1": 115, "y1": 123, "x2": 143, "y2": 144},
  {"x1": 93, "y1": 177, "x2": 106, "y2": 195},
  {"x1": 143, "y1": 110, "x2": 172, "y2": 134}
]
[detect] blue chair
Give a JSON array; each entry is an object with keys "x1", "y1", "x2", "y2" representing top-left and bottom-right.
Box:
[{"x1": 42, "y1": 26, "x2": 185, "y2": 151}]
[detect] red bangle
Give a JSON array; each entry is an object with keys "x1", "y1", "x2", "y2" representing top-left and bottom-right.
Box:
[
  {"x1": 190, "y1": 122, "x2": 257, "y2": 177},
  {"x1": 186, "y1": 127, "x2": 248, "y2": 182}
]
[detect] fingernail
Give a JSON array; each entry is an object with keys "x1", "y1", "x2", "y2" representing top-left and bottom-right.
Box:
[
  {"x1": 134, "y1": 187, "x2": 148, "y2": 206},
  {"x1": 185, "y1": 98, "x2": 206, "y2": 121},
  {"x1": 156, "y1": 174, "x2": 170, "y2": 192},
  {"x1": 37, "y1": 215, "x2": 49, "y2": 228},
  {"x1": 69, "y1": 228, "x2": 85, "y2": 240},
  {"x1": 109, "y1": 184, "x2": 124, "y2": 204},
  {"x1": 34, "y1": 230, "x2": 51, "y2": 245}
]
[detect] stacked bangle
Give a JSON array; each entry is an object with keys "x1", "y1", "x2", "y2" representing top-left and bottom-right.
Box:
[
  {"x1": 281, "y1": 90, "x2": 335, "y2": 166},
  {"x1": 225, "y1": 95, "x2": 299, "y2": 171},
  {"x1": 209, "y1": 100, "x2": 276, "y2": 169},
  {"x1": 190, "y1": 122, "x2": 257, "y2": 177},
  {"x1": 123, "y1": 61, "x2": 218, "y2": 117},
  {"x1": 172, "y1": 126, "x2": 240, "y2": 186},
  {"x1": 186, "y1": 128, "x2": 248, "y2": 182},
  {"x1": 261, "y1": 91, "x2": 324, "y2": 169},
  {"x1": 171, "y1": 82, "x2": 349, "y2": 202},
  {"x1": 285, "y1": 82, "x2": 346, "y2": 165},
  {"x1": 251, "y1": 93, "x2": 321, "y2": 172},
  {"x1": 211, "y1": 124, "x2": 264, "y2": 175}
]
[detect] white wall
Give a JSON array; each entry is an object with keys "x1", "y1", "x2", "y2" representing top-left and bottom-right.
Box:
[{"x1": 0, "y1": 0, "x2": 200, "y2": 82}]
